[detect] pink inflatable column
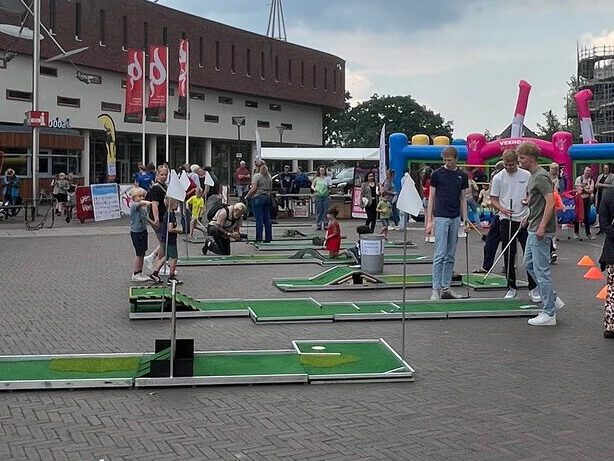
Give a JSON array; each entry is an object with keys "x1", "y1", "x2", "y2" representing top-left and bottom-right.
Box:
[
  {"x1": 511, "y1": 80, "x2": 532, "y2": 139},
  {"x1": 466, "y1": 133, "x2": 487, "y2": 167},
  {"x1": 552, "y1": 131, "x2": 573, "y2": 192},
  {"x1": 574, "y1": 89, "x2": 597, "y2": 143}
]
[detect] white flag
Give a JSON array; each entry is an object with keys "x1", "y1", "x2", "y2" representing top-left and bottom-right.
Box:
[
  {"x1": 397, "y1": 173, "x2": 423, "y2": 217},
  {"x1": 203, "y1": 171, "x2": 215, "y2": 187},
  {"x1": 255, "y1": 129, "x2": 262, "y2": 162},
  {"x1": 179, "y1": 171, "x2": 191, "y2": 191},
  {"x1": 378, "y1": 124, "x2": 386, "y2": 185},
  {"x1": 166, "y1": 169, "x2": 186, "y2": 202}
]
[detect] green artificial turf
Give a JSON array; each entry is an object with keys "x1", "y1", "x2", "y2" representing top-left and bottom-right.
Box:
[
  {"x1": 193, "y1": 353, "x2": 306, "y2": 376},
  {"x1": 462, "y1": 273, "x2": 528, "y2": 288}
]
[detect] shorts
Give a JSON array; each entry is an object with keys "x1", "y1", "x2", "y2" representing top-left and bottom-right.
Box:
[
  {"x1": 166, "y1": 244, "x2": 178, "y2": 260},
  {"x1": 54, "y1": 193, "x2": 67, "y2": 203},
  {"x1": 380, "y1": 218, "x2": 390, "y2": 228},
  {"x1": 130, "y1": 230, "x2": 148, "y2": 256}
]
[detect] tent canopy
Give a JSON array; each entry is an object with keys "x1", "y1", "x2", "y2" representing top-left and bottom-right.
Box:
[{"x1": 261, "y1": 147, "x2": 379, "y2": 162}]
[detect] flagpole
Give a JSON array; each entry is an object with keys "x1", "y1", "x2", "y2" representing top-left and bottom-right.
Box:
[
  {"x1": 141, "y1": 50, "x2": 146, "y2": 165},
  {"x1": 185, "y1": 41, "x2": 190, "y2": 165},
  {"x1": 165, "y1": 46, "x2": 170, "y2": 163}
]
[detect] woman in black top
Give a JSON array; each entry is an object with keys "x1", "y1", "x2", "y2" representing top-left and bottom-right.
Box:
[{"x1": 360, "y1": 171, "x2": 379, "y2": 232}]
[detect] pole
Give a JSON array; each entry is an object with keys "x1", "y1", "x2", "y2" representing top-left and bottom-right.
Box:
[
  {"x1": 141, "y1": 50, "x2": 146, "y2": 165},
  {"x1": 185, "y1": 42, "x2": 190, "y2": 165},
  {"x1": 31, "y1": 0, "x2": 41, "y2": 211},
  {"x1": 165, "y1": 47, "x2": 170, "y2": 163},
  {"x1": 169, "y1": 278, "x2": 177, "y2": 378},
  {"x1": 401, "y1": 213, "x2": 408, "y2": 360}
]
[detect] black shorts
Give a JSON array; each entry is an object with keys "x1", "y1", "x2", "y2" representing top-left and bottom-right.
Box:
[
  {"x1": 131, "y1": 230, "x2": 148, "y2": 256},
  {"x1": 54, "y1": 193, "x2": 67, "y2": 203}
]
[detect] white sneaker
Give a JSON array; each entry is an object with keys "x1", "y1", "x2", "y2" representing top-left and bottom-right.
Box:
[
  {"x1": 529, "y1": 288, "x2": 542, "y2": 303},
  {"x1": 528, "y1": 312, "x2": 556, "y2": 326},
  {"x1": 504, "y1": 288, "x2": 517, "y2": 299},
  {"x1": 430, "y1": 289, "x2": 440, "y2": 300},
  {"x1": 440, "y1": 288, "x2": 465, "y2": 299},
  {"x1": 131, "y1": 273, "x2": 151, "y2": 283},
  {"x1": 160, "y1": 264, "x2": 176, "y2": 276},
  {"x1": 555, "y1": 296, "x2": 565, "y2": 311},
  {"x1": 428, "y1": 235, "x2": 435, "y2": 243}
]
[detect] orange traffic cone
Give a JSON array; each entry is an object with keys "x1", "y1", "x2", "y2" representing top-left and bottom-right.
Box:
[
  {"x1": 597, "y1": 285, "x2": 608, "y2": 300},
  {"x1": 584, "y1": 267, "x2": 605, "y2": 280},
  {"x1": 577, "y1": 255, "x2": 596, "y2": 267}
]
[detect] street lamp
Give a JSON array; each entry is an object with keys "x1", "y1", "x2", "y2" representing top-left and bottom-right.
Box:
[
  {"x1": 231, "y1": 116, "x2": 246, "y2": 186},
  {"x1": 276, "y1": 124, "x2": 286, "y2": 144}
]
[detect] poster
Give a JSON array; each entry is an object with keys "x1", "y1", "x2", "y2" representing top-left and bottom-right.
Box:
[{"x1": 91, "y1": 183, "x2": 121, "y2": 222}]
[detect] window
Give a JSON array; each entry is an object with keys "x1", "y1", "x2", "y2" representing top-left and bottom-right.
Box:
[
  {"x1": 49, "y1": 0, "x2": 56, "y2": 33},
  {"x1": 280, "y1": 123, "x2": 293, "y2": 130},
  {"x1": 261, "y1": 52, "x2": 265, "y2": 79},
  {"x1": 1, "y1": 150, "x2": 28, "y2": 176},
  {"x1": 231, "y1": 45, "x2": 235, "y2": 73},
  {"x1": 99, "y1": 9, "x2": 106, "y2": 45},
  {"x1": 40, "y1": 66, "x2": 58, "y2": 77},
  {"x1": 122, "y1": 16, "x2": 128, "y2": 50},
  {"x1": 215, "y1": 41, "x2": 220, "y2": 70},
  {"x1": 245, "y1": 100, "x2": 258, "y2": 108},
  {"x1": 163, "y1": 27, "x2": 168, "y2": 46},
  {"x1": 199, "y1": 37, "x2": 203, "y2": 67},
  {"x1": 301, "y1": 61, "x2": 305, "y2": 86},
  {"x1": 40, "y1": 151, "x2": 81, "y2": 176},
  {"x1": 246, "y1": 49, "x2": 251, "y2": 76},
  {"x1": 324, "y1": 67, "x2": 328, "y2": 91},
  {"x1": 6, "y1": 89, "x2": 32, "y2": 102},
  {"x1": 75, "y1": 2, "x2": 82, "y2": 40},
  {"x1": 333, "y1": 69, "x2": 337, "y2": 92},
  {"x1": 57, "y1": 96, "x2": 80, "y2": 108},
  {"x1": 275, "y1": 55, "x2": 279, "y2": 81},
  {"x1": 269, "y1": 103, "x2": 281, "y2": 112},
  {"x1": 288, "y1": 59, "x2": 292, "y2": 83},
  {"x1": 313, "y1": 64, "x2": 317, "y2": 88},
  {"x1": 101, "y1": 102, "x2": 121, "y2": 112},
  {"x1": 257, "y1": 120, "x2": 270, "y2": 128},
  {"x1": 144, "y1": 22, "x2": 148, "y2": 50},
  {"x1": 218, "y1": 96, "x2": 233, "y2": 105},
  {"x1": 190, "y1": 92, "x2": 205, "y2": 101},
  {"x1": 204, "y1": 115, "x2": 219, "y2": 123}
]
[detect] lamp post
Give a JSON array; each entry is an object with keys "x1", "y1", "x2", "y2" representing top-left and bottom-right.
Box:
[
  {"x1": 231, "y1": 116, "x2": 246, "y2": 187},
  {"x1": 276, "y1": 124, "x2": 286, "y2": 144}
]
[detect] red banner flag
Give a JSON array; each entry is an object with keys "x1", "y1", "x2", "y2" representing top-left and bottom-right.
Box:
[
  {"x1": 177, "y1": 39, "x2": 189, "y2": 118},
  {"x1": 124, "y1": 49, "x2": 144, "y2": 123},
  {"x1": 146, "y1": 45, "x2": 168, "y2": 122}
]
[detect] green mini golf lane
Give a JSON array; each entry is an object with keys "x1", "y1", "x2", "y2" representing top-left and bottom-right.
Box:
[
  {"x1": 252, "y1": 241, "x2": 415, "y2": 251},
  {"x1": 0, "y1": 340, "x2": 412, "y2": 389},
  {"x1": 129, "y1": 287, "x2": 540, "y2": 322}
]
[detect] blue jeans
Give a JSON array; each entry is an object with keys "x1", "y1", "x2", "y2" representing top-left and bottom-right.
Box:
[
  {"x1": 524, "y1": 232, "x2": 556, "y2": 316},
  {"x1": 251, "y1": 194, "x2": 272, "y2": 242},
  {"x1": 315, "y1": 196, "x2": 330, "y2": 228},
  {"x1": 432, "y1": 216, "x2": 461, "y2": 290}
]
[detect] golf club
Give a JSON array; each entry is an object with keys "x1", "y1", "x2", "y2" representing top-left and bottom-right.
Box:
[
  {"x1": 506, "y1": 199, "x2": 513, "y2": 288},
  {"x1": 465, "y1": 221, "x2": 470, "y2": 298},
  {"x1": 479, "y1": 224, "x2": 523, "y2": 284}
]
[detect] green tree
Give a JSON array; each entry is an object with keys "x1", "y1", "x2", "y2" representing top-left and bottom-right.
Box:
[
  {"x1": 323, "y1": 93, "x2": 453, "y2": 147},
  {"x1": 536, "y1": 110, "x2": 564, "y2": 140}
]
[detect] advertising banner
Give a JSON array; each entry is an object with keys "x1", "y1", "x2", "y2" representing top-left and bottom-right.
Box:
[
  {"x1": 124, "y1": 49, "x2": 144, "y2": 123},
  {"x1": 146, "y1": 45, "x2": 168, "y2": 122}
]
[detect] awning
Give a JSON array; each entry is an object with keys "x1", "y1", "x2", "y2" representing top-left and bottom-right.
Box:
[{"x1": 261, "y1": 147, "x2": 379, "y2": 162}]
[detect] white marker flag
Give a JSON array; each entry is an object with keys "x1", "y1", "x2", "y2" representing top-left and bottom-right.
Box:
[
  {"x1": 397, "y1": 172, "x2": 423, "y2": 217},
  {"x1": 378, "y1": 124, "x2": 386, "y2": 185},
  {"x1": 166, "y1": 169, "x2": 186, "y2": 202},
  {"x1": 203, "y1": 171, "x2": 215, "y2": 187},
  {"x1": 255, "y1": 128, "x2": 262, "y2": 162}
]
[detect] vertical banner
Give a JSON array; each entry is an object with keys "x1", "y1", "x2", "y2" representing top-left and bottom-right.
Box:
[
  {"x1": 177, "y1": 39, "x2": 189, "y2": 117},
  {"x1": 255, "y1": 129, "x2": 262, "y2": 162},
  {"x1": 98, "y1": 114, "x2": 117, "y2": 181},
  {"x1": 146, "y1": 45, "x2": 168, "y2": 122},
  {"x1": 124, "y1": 49, "x2": 144, "y2": 123},
  {"x1": 378, "y1": 123, "x2": 386, "y2": 185}
]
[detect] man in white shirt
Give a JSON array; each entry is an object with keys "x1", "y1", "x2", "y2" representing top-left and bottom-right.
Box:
[{"x1": 490, "y1": 149, "x2": 540, "y2": 301}]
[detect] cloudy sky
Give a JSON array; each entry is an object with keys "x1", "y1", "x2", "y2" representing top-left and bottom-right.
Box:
[{"x1": 162, "y1": 0, "x2": 614, "y2": 138}]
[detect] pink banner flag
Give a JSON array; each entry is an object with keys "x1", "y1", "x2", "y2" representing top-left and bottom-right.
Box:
[
  {"x1": 146, "y1": 46, "x2": 168, "y2": 122},
  {"x1": 124, "y1": 49, "x2": 144, "y2": 123}
]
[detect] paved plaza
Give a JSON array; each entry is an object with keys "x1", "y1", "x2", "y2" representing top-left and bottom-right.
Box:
[{"x1": 1, "y1": 217, "x2": 613, "y2": 461}]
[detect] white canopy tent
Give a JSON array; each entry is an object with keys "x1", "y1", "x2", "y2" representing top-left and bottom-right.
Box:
[{"x1": 261, "y1": 147, "x2": 379, "y2": 162}]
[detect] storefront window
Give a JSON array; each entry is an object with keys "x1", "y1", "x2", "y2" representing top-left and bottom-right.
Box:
[{"x1": 1, "y1": 149, "x2": 29, "y2": 175}]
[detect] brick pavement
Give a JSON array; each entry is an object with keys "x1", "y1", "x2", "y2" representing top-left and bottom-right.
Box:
[{"x1": 0, "y1": 218, "x2": 612, "y2": 460}]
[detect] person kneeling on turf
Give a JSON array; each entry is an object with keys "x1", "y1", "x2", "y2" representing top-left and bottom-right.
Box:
[{"x1": 202, "y1": 203, "x2": 247, "y2": 256}]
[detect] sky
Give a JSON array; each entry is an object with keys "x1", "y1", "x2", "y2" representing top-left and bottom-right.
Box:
[{"x1": 161, "y1": 0, "x2": 614, "y2": 139}]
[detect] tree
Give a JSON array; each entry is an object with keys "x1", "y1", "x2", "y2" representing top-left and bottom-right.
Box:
[
  {"x1": 323, "y1": 93, "x2": 453, "y2": 147},
  {"x1": 536, "y1": 110, "x2": 564, "y2": 140}
]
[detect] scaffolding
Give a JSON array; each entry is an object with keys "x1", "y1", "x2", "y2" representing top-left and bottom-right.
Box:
[{"x1": 577, "y1": 44, "x2": 614, "y2": 142}]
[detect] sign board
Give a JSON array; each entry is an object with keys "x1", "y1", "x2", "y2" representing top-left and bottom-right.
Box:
[
  {"x1": 293, "y1": 204, "x2": 309, "y2": 218},
  {"x1": 360, "y1": 238, "x2": 384, "y2": 256},
  {"x1": 27, "y1": 110, "x2": 49, "y2": 127},
  {"x1": 90, "y1": 183, "x2": 121, "y2": 222}
]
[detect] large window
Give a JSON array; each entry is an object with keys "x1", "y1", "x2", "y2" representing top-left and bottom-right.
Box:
[
  {"x1": 0, "y1": 149, "x2": 28, "y2": 176},
  {"x1": 39, "y1": 150, "x2": 82, "y2": 176}
]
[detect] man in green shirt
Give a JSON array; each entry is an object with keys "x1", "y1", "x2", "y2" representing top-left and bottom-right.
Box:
[{"x1": 518, "y1": 142, "x2": 565, "y2": 326}]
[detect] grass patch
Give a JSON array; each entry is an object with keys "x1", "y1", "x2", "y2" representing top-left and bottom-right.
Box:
[
  {"x1": 49, "y1": 357, "x2": 141, "y2": 373},
  {"x1": 299, "y1": 354, "x2": 360, "y2": 368}
]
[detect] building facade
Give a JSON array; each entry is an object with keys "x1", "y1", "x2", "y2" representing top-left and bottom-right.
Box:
[{"x1": 0, "y1": 0, "x2": 345, "y2": 197}]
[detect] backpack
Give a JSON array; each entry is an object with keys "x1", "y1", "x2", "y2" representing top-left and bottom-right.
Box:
[{"x1": 206, "y1": 202, "x2": 230, "y2": 222}]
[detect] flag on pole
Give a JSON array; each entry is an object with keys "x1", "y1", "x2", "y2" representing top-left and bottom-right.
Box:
[
  {"x1": 177, "y1": 39, "x2": 189, "y2": 118},
  {"x1": 397, "y1": 173, "x2": 423, "y2": 217},
  {"x1": 203, "y1": 171, "x2": 215, "y2": 187},
  {"x1": 255, "y1": 129, "x2": 262, "y2": 162},
  {"x1": 179, "y1": 171, "x2": 191, "y2": 191},
  {"x1": 124, "y1": 49, "x2": 144, "y2": 123},
  {"x1": 167, "y1": 169, "x2": 187, "y2": 202},
  {"x1": 378, "y1": 124, "x2": 386, "y2": 185},
  {"x1": 146, "y1": 45, "x2": 168, "y2": 122}
]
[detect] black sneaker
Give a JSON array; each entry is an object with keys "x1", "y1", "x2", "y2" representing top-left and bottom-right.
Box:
[
  {"x1": 201, "y1": 240, "x2": 209, "y2": 256},
  {"x1": 149, "y1": 273, "x2": 162, "y2": 284},
  {"x1": 604, "y1": 330, "x2": 614, "y2": 339}
]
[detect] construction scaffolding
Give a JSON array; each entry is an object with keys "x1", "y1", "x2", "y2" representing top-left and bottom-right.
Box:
[{"x1": 577, "y1": 44, "x2": 614, "y2": 143}]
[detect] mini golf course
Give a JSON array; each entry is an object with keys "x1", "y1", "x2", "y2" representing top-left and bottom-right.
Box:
[
  {"x1": 177, "y1": 250, "x2": 431, "y2": 266},
  {"x1": 272, "y1": 266, "x2": 527, "y2": 292},
  {"x1": 251, "y1": 241, "x2": 416, "y2": 251},
  {"x1": 0, "y1": 339, "x2": 413, "y2": 390},
  {"x1": 128, "y1": 286, "x2": 540, "y2": 322}
]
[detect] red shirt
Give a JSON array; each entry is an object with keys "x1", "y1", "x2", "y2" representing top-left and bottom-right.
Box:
[
  {"x1": 325, "y1": 220, "x2": 341, "y2": 253},
  {"x1": 422, "y1": 178, "x2": 431, "y2": 199}
]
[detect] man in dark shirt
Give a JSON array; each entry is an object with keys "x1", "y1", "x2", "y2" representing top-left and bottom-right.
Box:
[
  {"x1": 279, "y1": 165, "x2": 294, "y2": 210},
  {"x1": 426, "y1": 146, "x2": 469, "y2": 300}
]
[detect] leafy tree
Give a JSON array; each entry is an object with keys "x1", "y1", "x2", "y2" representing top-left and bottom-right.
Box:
[
  {"x1": 536, "y1": 110, "x2": 564, "y2": 140},
  {"x1": 323, "y1": 93, "x2": 453, "y2": 147}
]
